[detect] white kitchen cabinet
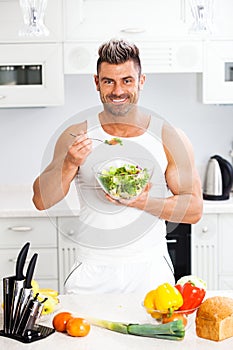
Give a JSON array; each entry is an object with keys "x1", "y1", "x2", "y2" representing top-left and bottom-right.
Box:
[
  {"x1": 212, "y1": 0, "x2": 233, "y2": 38},
  {"x1": 63, "y1": 0, "x2": 204, "y2": 74},
  {"x1": 64, "y1": 0, "x2": 190, "y2": 42},
  {"x1": 0, "y1": 43, "x2": 64, "y2": 107},
  {"x1": 202, "y1": 40, "x2": 233, "y2": 104},
  {"x1": 191, "y1": 214, "x2": 218, "y2": 290},
  {"x1": 57, "y1": 217, "x2": 80, "y2": 294},
  {"x1": 64, "y1": 40, "x2": 203, "y2": 74},
  {"x1": 0, "y1": 217, "x2": 59, "y2": 296},
  {"x1": 218, "y1": 214, "x2": 233, "y2": 289},
  {"x1": 192, "y1": 212, "x2": 233, "y2": 290},
  {"x1": 0, "y1": 0, "x2": 63, "y2": 43}
]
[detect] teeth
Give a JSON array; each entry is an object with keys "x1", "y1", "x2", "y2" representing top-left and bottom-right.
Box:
[{"x1": 112, "y1": 98, "x2": 126, "y2": 103}]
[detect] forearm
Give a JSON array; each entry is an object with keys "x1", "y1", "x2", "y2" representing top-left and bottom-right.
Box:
[
  {"x1": 32, "y1": 159, "x2": 78, "y2": 210},
  {"x1": 144, "y1": 193, "x2": 203, "y2": 224}
]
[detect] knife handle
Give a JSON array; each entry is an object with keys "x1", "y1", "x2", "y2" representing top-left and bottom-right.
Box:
[
  {"x1": 24, "y1": 253, "x2": 38, "y2": 289},
  {"x1": 3, "y1": 276, "x2": 15, "y2": 334},
  {"x1": 15, "y1": 242, "x2": 30, "y2": 281}
]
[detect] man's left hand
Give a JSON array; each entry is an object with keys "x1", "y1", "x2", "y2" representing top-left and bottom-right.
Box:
[{"x1": 105, "y1": 183, "x2": 152, "y2": 210}]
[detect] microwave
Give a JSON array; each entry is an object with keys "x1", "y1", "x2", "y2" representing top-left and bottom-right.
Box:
[{"x1": 0, "y1": 43, "x2": 64, "y2": 108}]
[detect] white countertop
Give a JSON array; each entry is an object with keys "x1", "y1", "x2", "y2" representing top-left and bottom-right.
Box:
[
  {"x1": 0, "y1": 184, "x2": 233, "y2": 217},
  {"x1": 0, "y1": 291, "x2": 233, "y2": 349},
  {"x1": 0, "y1": 184, "x2": 80, "y2": 217}
]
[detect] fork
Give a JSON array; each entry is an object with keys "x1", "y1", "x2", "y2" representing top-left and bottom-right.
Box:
[{"x1": 69, "y1": 133, "x2": 104, "y2": 143}]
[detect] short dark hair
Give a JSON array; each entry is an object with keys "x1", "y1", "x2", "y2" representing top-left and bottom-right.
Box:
[{"x1": 96, "y1": 39, "x2": 141, "y2": 76}]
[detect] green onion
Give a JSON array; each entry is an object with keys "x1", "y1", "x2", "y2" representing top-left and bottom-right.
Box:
[{"x1": 87, "y1": 317, "x2": 185, "y2": 341}]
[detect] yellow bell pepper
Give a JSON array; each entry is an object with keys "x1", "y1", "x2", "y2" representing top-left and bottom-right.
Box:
[{"x1": 154, "y1": 283, "x2": 183, "y2": 313}]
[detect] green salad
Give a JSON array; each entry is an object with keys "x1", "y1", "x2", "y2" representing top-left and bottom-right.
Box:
[{"x1": 98, "y1": 163, "x2": 150, "y2": 199}]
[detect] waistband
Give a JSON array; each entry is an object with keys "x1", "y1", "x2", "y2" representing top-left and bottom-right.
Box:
[{"x1": 74, "y1": 238, "x2": 168, "y2": 264}]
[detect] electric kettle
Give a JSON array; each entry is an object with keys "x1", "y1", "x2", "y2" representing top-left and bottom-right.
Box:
[{"x1": 203, "y1": 155, "x2": 233, "y2": 200}]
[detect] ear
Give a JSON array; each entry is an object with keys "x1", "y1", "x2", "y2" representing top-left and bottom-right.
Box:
[
  {"x1": 94, "y1": 75, "x2": 100, "y2": 91},
  {"x1": 139, "y1": 74, "x2": 146, "y2": 90}
]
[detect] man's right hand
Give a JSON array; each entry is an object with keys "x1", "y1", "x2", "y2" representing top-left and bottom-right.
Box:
[{"x1": 65, "y1": 131, "x2": 92, "y2": 168}]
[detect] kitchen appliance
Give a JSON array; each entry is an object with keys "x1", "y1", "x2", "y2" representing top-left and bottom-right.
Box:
[
  {"x1": 203, "y1": 155, "x2": 233, "y2": 200},
  {"x1": 166, "y1": 222, "x2": 191, "y2": 282}
]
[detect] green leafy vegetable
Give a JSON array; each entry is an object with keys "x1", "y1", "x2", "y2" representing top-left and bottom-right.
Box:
[{"x1": 98, "y1": 163, "x2": 150, "y2": 199}]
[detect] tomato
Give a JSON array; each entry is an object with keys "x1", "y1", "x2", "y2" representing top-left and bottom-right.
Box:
[
  {"x1": 52, "y1": 312, "x2": 73, "y2": 332},
  {"x1": 162, "y1": 313, "x2": 188, "y2": 327},
  {"x1": 66, "y1": 317, "x2": 91, "y2": 337}
]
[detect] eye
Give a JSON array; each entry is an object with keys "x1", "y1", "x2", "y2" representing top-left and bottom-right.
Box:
[
  {"x1": 103, "y1": 79, "x2": 113, "y2": 85},
  {"x1": 124, "y1": 78, "x2": 133, "y2": 84}
]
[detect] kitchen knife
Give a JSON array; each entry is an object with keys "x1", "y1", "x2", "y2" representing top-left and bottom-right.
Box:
[
  {"x1": 16, "y1": 293, "x2": 45, "y2": 337},
  {"x1": 12, "y1": 253, "x2": 38, "y2": 334},
  {"x1": 21, "y1": 298, "x2": 44, "y2": 337},
  {"x1": 3, "y1": 276, "x2": 15, "y2": 334},
  {"x1": 8, "y1": 242, "x2": 30, "y2": 333}
]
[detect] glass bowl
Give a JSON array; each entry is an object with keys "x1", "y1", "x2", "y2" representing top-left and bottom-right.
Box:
[
  {"x1": 143, "y1": 305, "x2": 199, "y2": 330},
  {"x1": 93, "y1": 158, "x2": 154, "y2": 200}
]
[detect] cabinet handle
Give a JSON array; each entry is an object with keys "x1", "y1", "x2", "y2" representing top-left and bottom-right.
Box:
[
  {"x1": 166, "y1": 239, "x2": 177, "y2": 244},
  {"x1": 8, "y1": 226, "x2": 32, "y2": 232},
  {"x1": 120, "y1": 28, "x2": 146, "y2": 34},
  {"x1": 202, "y1": 226, "x2": 208, "y2": 233},
  {"x1": 67, "y1": 229, "x2": 75, "y2": 236},
  {"x1": 0, "y1": 95, "x2": 6, "y2": 100}
]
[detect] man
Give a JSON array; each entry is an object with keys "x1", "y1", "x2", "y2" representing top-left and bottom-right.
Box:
[{"x1": 33, "y1": 39, "x2": 203, "y2": 296}]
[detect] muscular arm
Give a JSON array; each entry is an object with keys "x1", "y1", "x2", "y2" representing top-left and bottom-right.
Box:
[
  {"x1": 109, "y1": 123, "x2": 203, "y2": 224},
  {"x1": 32, "y1": 122, "x2": 92, "y2": 210},
  {"x1": 144, "y1": 124, "x2": 203, "y2": 223}
]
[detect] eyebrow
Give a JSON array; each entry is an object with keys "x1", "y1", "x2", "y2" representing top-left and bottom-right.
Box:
[{"x1": 100, "y1": 75, "x2": 135, "y2": 81}]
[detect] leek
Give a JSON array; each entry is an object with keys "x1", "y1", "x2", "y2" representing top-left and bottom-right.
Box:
[{"x1": 87, "y1": 317, "x2": 185, "y2": 341}]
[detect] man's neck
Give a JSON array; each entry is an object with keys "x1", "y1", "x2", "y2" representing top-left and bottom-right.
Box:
[{"x1": 99, "y1": 110, "x2": 150, "y2": 137}]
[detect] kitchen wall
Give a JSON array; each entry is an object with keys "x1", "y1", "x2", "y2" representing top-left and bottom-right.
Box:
[{"x1": 0, "y1": 73, "x2": 233, "y2": 187}]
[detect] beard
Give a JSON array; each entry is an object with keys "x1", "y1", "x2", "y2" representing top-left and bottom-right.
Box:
[
  {"x1": 101, "y1": 93, "x2": 138, "y2": 117},
  {"x1": 103, "y1": 101, "x2": 135, "y2": 116}
]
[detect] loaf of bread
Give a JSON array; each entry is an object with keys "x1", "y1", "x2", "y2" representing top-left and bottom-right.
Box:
[{"x1": 195, "y1": 296, "x2": 233, "y2": 341}]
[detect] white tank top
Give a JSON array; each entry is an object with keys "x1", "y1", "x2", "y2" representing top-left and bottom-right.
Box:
[{"x1": 72, "y1": 113, "x2": 170, "y2": 263}]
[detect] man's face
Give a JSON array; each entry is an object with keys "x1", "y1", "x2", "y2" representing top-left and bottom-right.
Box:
[{"x1": 94, "y1": 61, "x2": 145, "y2": 116}]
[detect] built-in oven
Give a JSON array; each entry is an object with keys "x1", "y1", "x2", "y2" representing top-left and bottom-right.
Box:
[{"x1": 166, "y1": 222, "x2": 191, "y2": 282}]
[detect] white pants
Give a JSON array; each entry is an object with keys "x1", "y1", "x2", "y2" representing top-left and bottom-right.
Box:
[{"x1": 64, "y1": 248, "x2": 175, "y2": 298}]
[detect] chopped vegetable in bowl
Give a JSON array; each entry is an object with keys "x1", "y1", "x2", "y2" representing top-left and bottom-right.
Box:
[{"x1": 93, "y1": 159, "x2": 153, "y2": 200}]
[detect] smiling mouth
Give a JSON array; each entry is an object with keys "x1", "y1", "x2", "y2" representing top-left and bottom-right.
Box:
[{"x1": 109, "y1": 97, "x2": 128, "y2": 104}]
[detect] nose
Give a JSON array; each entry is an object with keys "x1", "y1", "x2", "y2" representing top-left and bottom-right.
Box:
[{"x1": 111, "y1": 82, "x2": 125, "y2": 96}]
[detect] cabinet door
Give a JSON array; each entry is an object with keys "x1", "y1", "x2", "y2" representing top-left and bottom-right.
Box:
[
  {"x1": 0, "y1": 0, "x2": 63, "y2": 43},
  {"x1": 0, "y1": 248, "x2": 58, "y2": 280},
  {"x1": 57, "y1": 217, "x2": 80, "y2": 294},
  {"x1": 212, "y1": 0, "x2": 233, "y2": 37},
  {"x1": 0, "y1": 217, "x2": 57, "y2": 248},
  {"x1": 64, "y1": 40, "x2": 203, "y2": 74},
  {"x1": 64, "y1": 0, "x2": 189, "y2": 42},
  {"x1": 0, "y1": 217, "x2": 59, "y2": 295},
  {"x1": 202, "y1": 41, "x2": 233, "y2": 104},
  {"x1": 192, "y1": 214, "x2": 218, "y2": 289},
  {"x1": 219, "y1": 214, "x2": 233, "y2": 282}
]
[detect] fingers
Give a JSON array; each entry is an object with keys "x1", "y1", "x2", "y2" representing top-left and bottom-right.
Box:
[
  {"x1": 105, "y1": 182, "x2": 152, "y2": 209},
  {"x1": 67, "y1": 131, "x2": 92, "y2": 166}
]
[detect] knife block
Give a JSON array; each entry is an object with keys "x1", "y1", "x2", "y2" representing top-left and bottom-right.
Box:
[
  {"x1": 0, "y1": 325, "x2": 55, "y2": 343},
  {"x1": 0, "y1": 243, "x2": 55, "y2": 343}
]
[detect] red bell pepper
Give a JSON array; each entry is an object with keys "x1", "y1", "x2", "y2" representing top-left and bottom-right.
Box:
[{"x1": 175, "y1": 282, "x2": 206, "y2": 314}]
